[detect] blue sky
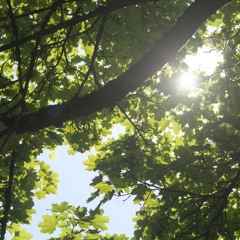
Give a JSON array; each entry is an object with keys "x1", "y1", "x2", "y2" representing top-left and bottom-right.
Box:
[{"x1": 24, "y1": 145, "x2": 138, "y2": 239}]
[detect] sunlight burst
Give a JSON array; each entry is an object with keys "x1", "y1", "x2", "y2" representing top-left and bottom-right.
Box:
[
  {"x1": 178, "y1": 47, "x2": 222, "y2": 93},
  {"x1": 179, "y1": 72, "x2": 196, "y2": 90}
]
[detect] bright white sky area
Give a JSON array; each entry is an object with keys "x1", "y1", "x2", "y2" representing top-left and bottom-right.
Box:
[
  {"x1": 27, "y1": 148, "x2": 138, "y2": 239},
  {"x1": 24, "y1": 127, "x2": 139, "y2": 239},
  {"x1": 185, "y1": 47, "x2": 222, "y2": 74}
]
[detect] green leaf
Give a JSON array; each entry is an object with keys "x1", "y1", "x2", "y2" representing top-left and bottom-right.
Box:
[
  {"x1": 67, "y1": 148, "x2": 76, "y2": 155},
  {"x1": 35, "y1": 190, "x2": 46, "y2": 200},
  {"x1": 92, "y1": 214, "x2": 109, "y2": 230},
  {"x1": 83, "y1": 154, "x2": 96, "y2": 170},
  {"x1": 85, "y1": 45, "x2": 94, "y2": 55},
  {"x1": 94, "y1": 182, "x2": 113, "y2": 194},
  {"x1": 173, "y1": 122, "x2": 181, "y2": 135},
  {"x1": 38, "y1": 214, "x2": 58, "y2": 234},
  {"x1": 51, "y1": 201, "x2": 70, "y2": 213},
  {"x1": 49, "y1": 152, "x2": 57, "y2": 160},
  {"x1": 159, "y1": 118, "x2": 169, "y2": 130},
  {"x1": 12, "y1": 229, "x2": 33, "y2": 240}
]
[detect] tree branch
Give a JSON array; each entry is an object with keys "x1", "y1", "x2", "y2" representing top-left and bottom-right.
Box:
[
  {"x1": 0, "y1": 0, "x2": 232, "y2": 134},
  {"x1": 0, "y1": 151, "x2": 17, "y2": 240},
  {"x1": 73, "y1": 14, "x2": 107, "y2": 98},
  {"x1": 0, "y1": 0, "x2": 154, "y2": 53}
]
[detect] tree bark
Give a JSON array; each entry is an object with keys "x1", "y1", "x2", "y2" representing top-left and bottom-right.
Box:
[{"x1": 1, "y1": 0, "x2": 232, "y2": 134}]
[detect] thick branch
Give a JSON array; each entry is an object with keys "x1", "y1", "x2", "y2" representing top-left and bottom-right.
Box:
[{"x1": 0, "y1": 0, "x2": 232, "y2": 134}]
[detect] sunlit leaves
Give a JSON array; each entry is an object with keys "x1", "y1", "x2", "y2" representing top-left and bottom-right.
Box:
[
  {"x1": 0, "y1": 0, "x2": 239, "y2": 239},
  {"x1": 49, "y1": 152, "x2": 57, "y2": 160},
  {"x1": 51, "y1": 201, "x2": 70, "y2": 213},
  {"x1": 38, "y1": 202, "x2": 110, "y2": 238},
  {"x1": 94, "y1": 182, "x2": 113, "y2": 194},
  {"x1": 92, "y1": 214, "x2": 109, "y2": 230},
  {"x1": 8, "y1": 224, "x2": 33, "y2": 240},
  {"x1": 34, "y1": 161, "x2": 59, "y2": 199},
  {"x1": 38, "y1": 214, "x2": 58, "y2": 234},
  {"x1": 84, "y1": 154, "x2": 96, "y2": 170}
]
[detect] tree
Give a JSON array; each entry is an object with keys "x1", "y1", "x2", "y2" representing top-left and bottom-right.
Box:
[{"x1": 0, "y1": 0, "x2": 239, "y2": 239}]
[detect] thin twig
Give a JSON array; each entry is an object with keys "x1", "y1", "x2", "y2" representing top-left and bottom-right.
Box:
[{"x1": 73, "y1": 15, "x2": 107, "y2": 98}]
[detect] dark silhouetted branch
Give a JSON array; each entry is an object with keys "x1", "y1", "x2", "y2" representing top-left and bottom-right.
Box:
[{"x1": 0, "y1": 0, "x2": 232, "y2": 134}]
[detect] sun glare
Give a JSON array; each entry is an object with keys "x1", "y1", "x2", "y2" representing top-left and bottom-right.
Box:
[
  {"x1": 179, "y1": 72, "x2": 196, "y2": 90},
  {"x1": 178, "y1": 47, "x2": 222, "y2": 92}
]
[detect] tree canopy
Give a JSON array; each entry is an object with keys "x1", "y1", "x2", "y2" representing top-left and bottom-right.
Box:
[{"x1": 0, "y1": 0, "x2": 239, "y2": 239}]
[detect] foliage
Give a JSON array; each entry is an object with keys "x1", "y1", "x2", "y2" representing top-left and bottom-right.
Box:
[
  {"x1": 0, "y1": 0, "x2": 239, "y2": 239},
  {"x1": 38, "y1": 202, "x2": 111, "y2": 239}
]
